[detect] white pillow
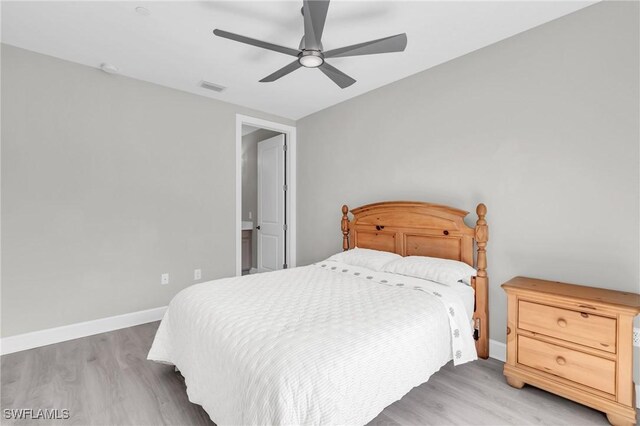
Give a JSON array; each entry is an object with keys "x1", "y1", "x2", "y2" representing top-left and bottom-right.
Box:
[
  {"x1": 326, "y1": 248, "x2": 401, "y2": 271},
  {"x1": 382, "y1": 256, "x2": 477, "y2": 286}
]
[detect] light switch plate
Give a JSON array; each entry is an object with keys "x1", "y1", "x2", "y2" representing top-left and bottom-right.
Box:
[{"x1": 161, "y1": 273, "x2": 169, "y2": 285}]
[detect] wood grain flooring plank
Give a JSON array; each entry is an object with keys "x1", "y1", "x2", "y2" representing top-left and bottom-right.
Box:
[{"x1": 2, "y1": 322, "x2": 637, "y2": 425}]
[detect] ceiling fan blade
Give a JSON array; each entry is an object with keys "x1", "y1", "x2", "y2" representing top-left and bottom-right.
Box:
[
  {"x1": 324, "y1": 33, "x2": 407, "y2": 58},
  {"x1": 303, "y1": 0, "x2": 330, "y2": 51},
  {"x1": 260, "y1": 61, "x2": 303, "y2": 83},
  {"x1": 318, "y1": 62, "x2": 356, "y2": 89},
  {"x1": 213, "y1": 29, "x2": 299, "y2": 57}
]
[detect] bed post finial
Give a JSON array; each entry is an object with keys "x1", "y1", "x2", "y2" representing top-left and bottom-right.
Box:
[
  {"x1": 474, "y1": 203, "x2": 489, "y2": 359},
  {"x1": 341, "y1": 205, "x2": 350, "y2": 251}
]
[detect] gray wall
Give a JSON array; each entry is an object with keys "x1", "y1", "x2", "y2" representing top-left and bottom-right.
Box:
[
  {"x1": 241, "y1": 128, "x2": 281, "y2": 268},
  {"x1": 1, "y1": 45, "x2": 293, "y2": 337},
  {"x1": 297, "y1": 0, "x2": 639, "y2": 365}
]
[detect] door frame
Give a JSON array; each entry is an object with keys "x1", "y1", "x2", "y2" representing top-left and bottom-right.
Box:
[{"x1": 235, "y1": 114, "x2": 297, "y2": 276}]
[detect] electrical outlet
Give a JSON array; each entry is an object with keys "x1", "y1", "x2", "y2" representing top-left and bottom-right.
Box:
[
  {"x1": 633, "y1": 327, "x2": 640, "y2": 347},
  {"x1": 161, "y1": 273, "x2": 169, "y2": 285},
  {"x1": 194, "y1": 269, "x2": 202, "y2": 280}
]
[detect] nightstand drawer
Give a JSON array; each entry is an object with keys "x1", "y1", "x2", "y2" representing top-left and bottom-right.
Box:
[
  {"x1": 518, "y1": 300, "x2": 616, "y2": 352},
  {"x1": 517, "y1": 335, "x2": 615, "y2": 394}
]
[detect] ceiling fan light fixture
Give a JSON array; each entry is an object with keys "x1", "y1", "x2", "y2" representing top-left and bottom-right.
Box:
[{"x1": 298, "y1": 51, "x2": 324, "y2": 68}]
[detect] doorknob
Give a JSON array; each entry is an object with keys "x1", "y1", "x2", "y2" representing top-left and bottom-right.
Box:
[{"x1": 256, "y1": 225, "x2": 261, "y2": 230}]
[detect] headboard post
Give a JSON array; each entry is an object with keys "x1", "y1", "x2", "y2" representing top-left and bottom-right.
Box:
[
  {"x1": 341, "y1": 205, "x2": 350, "y2": 251},
  {"x1": 474, "y1": 203, "x2": 489, "y2": 359},
  {"x1": 475, "y1": 203, "x2": 488, "y2": 278}
]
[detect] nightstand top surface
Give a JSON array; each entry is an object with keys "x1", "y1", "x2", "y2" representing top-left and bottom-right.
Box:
[{"x1": 502, "y1": 276, "x2": 640, "y2": 313}]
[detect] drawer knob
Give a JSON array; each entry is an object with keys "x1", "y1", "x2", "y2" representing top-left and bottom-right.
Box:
[
  {"x1": 557, "y1": 318, "x2": 567, "y2": 328},
  {"x1": 556, "y1": 356, "x2": 566, "y2": 366}
]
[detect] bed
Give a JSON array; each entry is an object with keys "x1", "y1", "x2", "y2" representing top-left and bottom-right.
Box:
[{"x1": 148, "y1": 201, "x2": 489, "y2": 425}]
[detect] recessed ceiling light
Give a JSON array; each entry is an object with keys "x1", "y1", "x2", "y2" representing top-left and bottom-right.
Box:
[
  {"x1": 100, "y1": 63, "x2": 119, "y2": 74},
  {"x1": 135, "y1": 6, "x2": 151, "y2": 16}
]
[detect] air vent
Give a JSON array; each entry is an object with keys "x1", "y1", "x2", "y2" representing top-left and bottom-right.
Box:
[{"x1": 199, "y1": 80, "x2": 226, "y2": 93}]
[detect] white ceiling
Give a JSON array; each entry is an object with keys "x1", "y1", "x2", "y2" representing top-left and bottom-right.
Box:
[{"x1": 2, "y1": 1, "x2": 595, "y2": 120}]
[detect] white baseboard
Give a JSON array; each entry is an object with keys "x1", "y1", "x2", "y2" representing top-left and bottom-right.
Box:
[
  {"x1": 489, "y1": 338, "x2": 506, "y2": 362},
  {"x1": 0, "y1": 306, "x2": 167, "y2": 355}
]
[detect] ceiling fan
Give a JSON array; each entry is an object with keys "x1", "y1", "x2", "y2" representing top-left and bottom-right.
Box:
[{"x1": 213, "y1": 0, "x2": 407, "y2": 89}]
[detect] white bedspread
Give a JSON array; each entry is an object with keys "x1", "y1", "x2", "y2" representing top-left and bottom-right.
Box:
[{"x1": 148, "y1": 261, "x2": 477, "y2": 425}]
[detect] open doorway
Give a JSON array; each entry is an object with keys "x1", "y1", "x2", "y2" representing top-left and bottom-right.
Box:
[
  {"x1": 236, "y1": 115, "x2": 296, "y2": 276},
  {"x1": 241, "y1": 126, "x2": 284, "y2": 274}
]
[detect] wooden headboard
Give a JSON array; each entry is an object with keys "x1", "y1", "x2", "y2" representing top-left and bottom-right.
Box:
[{"x1": 340, "y1": 201, "x2": 489, "y2": 359}]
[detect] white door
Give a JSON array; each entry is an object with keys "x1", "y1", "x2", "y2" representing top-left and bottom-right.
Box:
[{"x1": 257, "y1": 134, "x2": 286, "y2": 272}]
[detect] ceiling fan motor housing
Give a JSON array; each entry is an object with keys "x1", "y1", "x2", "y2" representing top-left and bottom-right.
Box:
[{"x1": 299, "y1": 35, "x2": 323, "y2": 52}]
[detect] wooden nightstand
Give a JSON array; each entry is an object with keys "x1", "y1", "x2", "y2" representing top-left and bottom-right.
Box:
[{"x1": 502, "y1": 277, "x2": 640, "y2": 426}]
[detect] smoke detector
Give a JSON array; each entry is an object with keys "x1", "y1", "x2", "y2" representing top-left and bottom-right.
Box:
[
  {"x1": 135, "y1": 6, "x2": 151, "y2": 16},
  {"x1": 100, "y1": 63, "x2": 119, "y2": 74}
]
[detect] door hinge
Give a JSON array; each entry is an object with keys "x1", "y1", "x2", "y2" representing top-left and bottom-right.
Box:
[
  {"x1": 283, "y1": 224, "x2": 288, "y2": 231},
  {"x1": 282, "y1": 144, "x2": 287, "y2": 152},
  {"x1": 283, "y1": 184, "x2": 288, "y2": 192}
]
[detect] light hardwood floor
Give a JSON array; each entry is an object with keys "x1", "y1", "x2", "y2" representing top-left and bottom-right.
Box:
[{"x1": 1, "y1": 322, "x2": 632, "y2": 425}]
